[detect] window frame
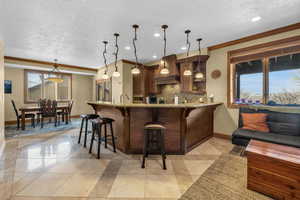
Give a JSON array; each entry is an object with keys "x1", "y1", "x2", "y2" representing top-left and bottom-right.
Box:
[
  {"x1": 228, "y1": 35, "x2": 300, "y2": 108},
  {"x1": 24, "y1": 69, "x2": 72, "y2": 104}
]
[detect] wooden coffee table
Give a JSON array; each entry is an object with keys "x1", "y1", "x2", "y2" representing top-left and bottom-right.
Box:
[{"x1": 245, "y1": 140, "x2": 300, "y2": 200}]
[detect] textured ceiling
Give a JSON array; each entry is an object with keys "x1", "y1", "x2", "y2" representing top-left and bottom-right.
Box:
[{"x1": 1, "y1": 0, "x2": 300, "y2": 68}]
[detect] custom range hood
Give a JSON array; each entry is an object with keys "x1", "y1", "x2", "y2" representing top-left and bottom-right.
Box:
[{"x1": 155, "y1": 54, "x2": 180, "y2": 85}]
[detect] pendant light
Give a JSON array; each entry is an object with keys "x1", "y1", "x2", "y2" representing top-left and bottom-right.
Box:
[
  {"x1": 194, "y1": 38, "x2": 204, "y2": 80},
  {"x1": 131, "y1": 24, "x2": 141, "y2": 75},
  {"x1": 183, "y1": 29, "x2": 192, "y2": 76},
  {"x1": 46, "y1": 59, "x2": 64, "y2": 83},
  {"x1": 102, "y1": 41, "x2": 109, "y2": 80},
  {"x1": 112, "y1": 33, "x2": 121, "y2": 77},
  {"x1": 160, "y1": 25, "x2": 170, "y2": 75}
]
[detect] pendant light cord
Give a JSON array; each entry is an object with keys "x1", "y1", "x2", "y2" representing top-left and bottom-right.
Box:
[
  {"x1": 102, "y1": 41, "x2": 108, "y2": 74},
  {"x1": 114, "y1": 33, "x2": 120, "y2": 71},
  {"x1": 185, "y1": 30, "x2": 191, "y2": 56},
  {"x1": 197, "y1": 38, "x2": 202, "y2": 65},
  {"x1": 162, "y1": 25, "x2": 168, "y2": 68},
  {"x1": 132, "y1": 24, "x2": 139, "y2": 68}
]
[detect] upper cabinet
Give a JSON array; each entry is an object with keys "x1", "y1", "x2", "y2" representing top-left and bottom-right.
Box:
[
  {"x1": 132, "y1": 54, "x2": 209, "y2": 97},
  {"x1": 132, "y1": 65, "x2": 146, "y2": 96},
  {"x1": 178, "y1": 55, "x2": 209, "y2": 94}
]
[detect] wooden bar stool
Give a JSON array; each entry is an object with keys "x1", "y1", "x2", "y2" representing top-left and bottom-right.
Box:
[
  {"x1": 89, "y1": 118, "x2": 117, "y2": 159},
  {"x1": 78, "y1": 114, "x2": 99, "y2": 147},
  {"x1": 142, "y1": 122, "x2": 167, "y2": 170}
]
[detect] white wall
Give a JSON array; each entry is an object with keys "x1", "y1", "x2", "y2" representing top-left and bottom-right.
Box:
[
  {"x1": 0, "y1": 40, "x2": 5, "y2": 154},
  {"x1": 94, "y1": 60, "x2": 134, "y2": 104}
]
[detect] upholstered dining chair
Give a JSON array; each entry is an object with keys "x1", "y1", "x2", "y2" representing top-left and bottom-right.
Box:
[{"x1": 11, "y1": 100, "x2": 35, "y2": 129}]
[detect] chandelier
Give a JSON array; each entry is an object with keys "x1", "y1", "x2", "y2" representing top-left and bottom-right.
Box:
[{"x1": 46, "y1": 59, "x2": 64, "y2": 83}]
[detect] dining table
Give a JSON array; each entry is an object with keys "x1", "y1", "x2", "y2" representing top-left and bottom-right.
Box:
[{"x1": 19, "y1": 105, "x2": 70, "y2": 130}]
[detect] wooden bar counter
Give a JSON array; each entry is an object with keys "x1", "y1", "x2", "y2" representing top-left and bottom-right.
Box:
[{"x1": 87, "y1": 101, "x2": 222, "y2": 155}]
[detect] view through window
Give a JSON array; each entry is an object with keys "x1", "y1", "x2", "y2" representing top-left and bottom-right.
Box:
[
  {"x1": 233, "y1": 52, "x2": 300, "y2": 106},
  {"x1": 25, "y1": 70, "x2": 72, "y2": 103}
]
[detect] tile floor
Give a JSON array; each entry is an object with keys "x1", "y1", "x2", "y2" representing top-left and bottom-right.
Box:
[{"x1": 0, "y1": 128, "x2": 234, "y2": 200}]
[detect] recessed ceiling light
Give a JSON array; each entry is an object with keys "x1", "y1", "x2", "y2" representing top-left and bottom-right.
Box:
[
  {"x1": 153, "y1": 33, "x2": 160, "y2": 37},
  {"x1": 251, "y1": 16, "x2": 261, "y2": 22},
  {"x1": 124, "y1": 46, "x2": 131, "y2": 50},
  {"x1": 152, "y1": 55, "x2": 157, "y2": 59},
  {"x1": 181, "y1": 46, "x2": 187, "y2": 50}
]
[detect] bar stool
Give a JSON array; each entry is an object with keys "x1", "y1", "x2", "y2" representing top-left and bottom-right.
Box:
[
  {"x1": 89, "y1": 118, "x2": 117, "y2": 159},
  {"x1": 141, "y1": 121, "x2": 167, "y2": 170},
  {"x1": 78, "y1": 114, "x2": 99, "y2": 147}
]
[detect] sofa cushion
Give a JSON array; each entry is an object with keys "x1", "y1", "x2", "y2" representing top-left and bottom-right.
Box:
[
  {"x1": 232, "y1": 128, "x2": 300, "y2": 148},
  {"x1": 241, "y1": 113, "x2": 269, "y2": 132},
  {"x1": 238, "y1": 108, "x2": 270, "y2": 128},
  {"x1": 267, "y1": 111, "x2": 300, "y2": 136}
]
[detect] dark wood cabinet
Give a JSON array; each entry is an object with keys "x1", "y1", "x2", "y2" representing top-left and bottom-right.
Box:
[
  {"x1": 178, "y1": 55, "x2": 209, "y2": 94},
  {"x1": 145, "y1": 67, "x2": 158, "y2": 94},
  {"x1": 132, "y1": 55, "x2": 209, "y2": 97},
  {"x1": 180, "y1": 62, "x2": 193, "y2": 92},
  {"x1": 132, "y1": 66, "x2": 145, "y2": 96}
]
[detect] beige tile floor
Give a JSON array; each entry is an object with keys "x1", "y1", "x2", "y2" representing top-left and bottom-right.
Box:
[{"x1": 0, "y1": 128, "x2": 234, "y2": 200}]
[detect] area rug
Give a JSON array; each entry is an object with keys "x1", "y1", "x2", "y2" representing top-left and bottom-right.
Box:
[
  {"x1": 5, "y1": 119, "x2": 82, "y2": 138},
  {"x1": 179, "y1": 154, "x2": 272, "y2": 200}
]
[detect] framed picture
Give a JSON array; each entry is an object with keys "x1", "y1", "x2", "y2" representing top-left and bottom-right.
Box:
[{"x1": 4, "y1": 80, "x2": 12, "y2": 94}]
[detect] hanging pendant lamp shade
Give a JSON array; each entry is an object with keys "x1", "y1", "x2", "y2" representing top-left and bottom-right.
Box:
[
  {"x1": 131, "y1": 24, "x2": 141, "y2": 75},
  {"x1": 160, "y1": 25, "x2": 170, "y2": 75},
  {"x1": 194, "y1": 38, "x2": 204, "y2": 80},
  {"x1": 183, "y1": 29, "x2": 192, "y2": 76},
  {"x1": 47, "y1": 59, "x2": 64, "y2": 83}
]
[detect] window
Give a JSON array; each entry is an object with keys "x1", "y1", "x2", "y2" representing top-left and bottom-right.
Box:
[
  {"x1": 235, "y1": 60, "x2": 263, "y2": 104},
  {"x1": 25, "y1": 70, "x2": 72, "y2": 103},
  {"x1": 228, "y1": 36, "x2": 300, "y2": 107},
  {"x1": 268, "y1": 53, "x2": 300, "y2": 105}
]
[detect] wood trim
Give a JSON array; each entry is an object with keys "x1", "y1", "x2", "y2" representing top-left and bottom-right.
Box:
[
  {"x1": 4, "y1": 56, "x2": 98, "y2": 72},
  {"x1": 227, "y1": 35, "x2": 300, "y2": 108},
  {"x1": 229, "y1": 35, "x2": 300, "y2": 56},
  {"x1": 121, "y1": 59, "x2": 143, "y2": 66},
  {"x1": 176, "y1": 55, "x2": 209, "y2": 64},
  {"x1": 208, "y1": 22, "x2": 300, "y2": 51},
  {"x1": 214, "y1": 132, "x2": 232, "y2": 140},
  {"x1": 230, "y1": 45, "x2": 300, "y2": 63}
]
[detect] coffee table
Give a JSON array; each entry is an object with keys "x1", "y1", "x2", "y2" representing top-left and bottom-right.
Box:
[{"x1": 245, "y1": 140, "x2": 300, "y2": 200}]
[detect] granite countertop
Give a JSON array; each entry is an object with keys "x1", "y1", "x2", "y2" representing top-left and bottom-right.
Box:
[{"x1": 87, "y1": 101, "x2": 223, "y2": 108}]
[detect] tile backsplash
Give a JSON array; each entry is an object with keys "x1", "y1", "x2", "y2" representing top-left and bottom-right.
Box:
[{"x1": 157, "y1": 84, "x2": 207, "y2": 104}]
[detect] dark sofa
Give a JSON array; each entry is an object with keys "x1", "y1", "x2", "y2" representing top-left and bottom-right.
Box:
[{"x1": 232, "y1": 107, "x2": 300, "y2": 148}]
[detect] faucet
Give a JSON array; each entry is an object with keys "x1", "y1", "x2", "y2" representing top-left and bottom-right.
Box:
[{"x1": 120, "y1": 94, "x2": 130, "y2": 104}]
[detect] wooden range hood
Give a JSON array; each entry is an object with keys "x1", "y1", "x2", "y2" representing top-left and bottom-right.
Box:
[{"x1": 155, "y1": 54, "x2": 180, "y2": 85}]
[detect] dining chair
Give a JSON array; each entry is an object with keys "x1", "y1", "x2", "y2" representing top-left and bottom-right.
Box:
[
  {"x1": 40, "y1": 100, "x2": 59, "y2": 128},
  {"x1": 57, "y1": 100, "x2": 73, "y2": 123},
  {"x1": 11, "y1": 100, "x2": 35, "y2": 129}
]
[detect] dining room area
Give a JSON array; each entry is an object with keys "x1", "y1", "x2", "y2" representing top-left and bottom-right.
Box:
[{"x1": 3, "y1": 60, "x2": 95, "y2": 138}]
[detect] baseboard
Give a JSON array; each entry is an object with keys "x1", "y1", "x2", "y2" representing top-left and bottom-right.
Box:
[
  {"x1": 5, "y1": 115, "x2": 81, "y2": 126},
  {"x1": 214, "y1": 132, "x2": 232, "y2": 140}
]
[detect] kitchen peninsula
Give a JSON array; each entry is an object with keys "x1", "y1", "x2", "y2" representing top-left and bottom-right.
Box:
[{"x1": 87, "y1": 101, "x2": 222, "y2": 154}]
